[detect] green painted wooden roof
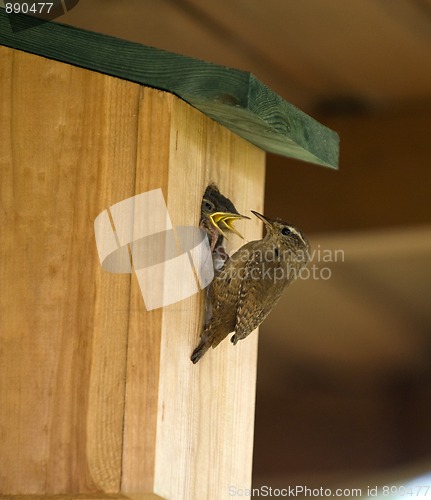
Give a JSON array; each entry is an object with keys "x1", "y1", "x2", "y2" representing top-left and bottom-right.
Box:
[{"x1": 0, "y1": 9, "x2": 339, "y2": 168}]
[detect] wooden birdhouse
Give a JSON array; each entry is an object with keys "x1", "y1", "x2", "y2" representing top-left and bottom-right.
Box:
[{"x1": 0, "y1": 10, "x2": 338, "y2": 499}]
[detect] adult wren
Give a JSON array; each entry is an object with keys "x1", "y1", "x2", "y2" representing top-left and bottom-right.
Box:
[
  {"x1": 191, "y1": 211, "x2": 310, "y2": 363},
  {"x1": 199, "y1": 183, "x2": 249, "y2": 255}
]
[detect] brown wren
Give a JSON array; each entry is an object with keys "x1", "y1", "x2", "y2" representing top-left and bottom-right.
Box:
[{"x1": 191, "y1": 211, "x2": 310, "y2": 363}]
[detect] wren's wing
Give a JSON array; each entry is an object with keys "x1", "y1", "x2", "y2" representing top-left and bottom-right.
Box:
[
  {"x1": 231, "y1": 252, "x2": 271, "y2": 344},
  {"x1": 232, "y1": 247, "x2": 290, "y2": 344},
  {"x1": 201, "y1": 254, "x2": 245, "y2": 349}
]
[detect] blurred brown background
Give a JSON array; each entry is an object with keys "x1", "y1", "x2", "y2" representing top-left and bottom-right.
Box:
[{"x1": 59, "y1": 0, "x2": 431, "y2": 491}]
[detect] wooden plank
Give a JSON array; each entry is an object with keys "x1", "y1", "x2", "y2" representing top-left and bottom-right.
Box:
[
  {"x1": 1, "y1": 46, "x2": 264, "y2": 497},
  {"x1": 154, "y1": 94, "x2": 265, "y2": 499},
  {"x1": 0, "y1": 46, "x2": 138, "y2": 493},
  {"x1": 0, "y1": 496, "x2": 163, "y2": 500},
  {"x1": 0, "y1": 8, "x2": 339, "y2": 169},
  {"x1": 58, "y1": 0, "x2": 315, "y2": 111},
  {"x1": 120, "y1": 88, "x2": 172, "y2": 493},
  {"x1": 119, "y1": 88, "x2": 265, "y2": 497}
]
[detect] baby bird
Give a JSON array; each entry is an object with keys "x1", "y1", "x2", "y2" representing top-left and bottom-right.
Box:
[
  {"x1": 191, "y1": 211, "x2": 310, "y2": 363},
  {"x1": 199, "y1": 183, "x2": 249, "y2": 254}
]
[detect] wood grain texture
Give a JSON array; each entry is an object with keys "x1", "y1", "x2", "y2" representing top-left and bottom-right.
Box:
[
  {"x1": 0, "y1": 495, "x2": 164, "y2": 500},
  {"x1": 120, "y1": 88, "x2": 171, "y2": 493},
  {"x1": 1, "y1": 46, "x2": 264, "y2": 498},
  {"x1": 0, "y1": 46, "x2": 138, "y2": 494},
  {"x1": 120, "y1": 88, "x2": 265, "y2": 497},
  {"x1": 0, "y1": 8, "x2": 338, "y2": 169},
  {"x1": 155, "y1": 94, "x2": 265, "y2": 499}
]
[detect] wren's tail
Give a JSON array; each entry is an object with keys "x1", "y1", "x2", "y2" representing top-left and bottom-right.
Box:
[
  {"x1": 191, "y1": 322, "x2": 228, "y2": 363},
  {"x1": 191, "y1": 338, "x2": 211, "y2": 364}
]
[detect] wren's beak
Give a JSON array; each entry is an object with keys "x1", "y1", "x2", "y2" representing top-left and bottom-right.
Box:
[
  {"x1": 209, "y1": 212, "x2": 250, "y2": 239},
  {"x1": 251, "y1": 210, "x2": 273, "y2": 226}
]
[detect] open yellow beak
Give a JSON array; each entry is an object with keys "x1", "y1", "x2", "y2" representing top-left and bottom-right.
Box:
[{"x1": 209, "y1": 212, "x2": 250, "y2": 239}]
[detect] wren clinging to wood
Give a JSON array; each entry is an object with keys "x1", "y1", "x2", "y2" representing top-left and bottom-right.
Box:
[
  {"x1": 199, "y1": 183, "x2": 249, "y2": 254},
  {"x1": 191, "y1": 211, "x2": 310, "y2": 363}
]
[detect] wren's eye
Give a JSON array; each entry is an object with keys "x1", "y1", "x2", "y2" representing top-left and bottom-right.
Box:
[
  {"x1": 203, "y1": 200, "x2": 215, "y2": 212},
  {"x1": 281, "y1": 227, "x2": 291, "y2": 236}
]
